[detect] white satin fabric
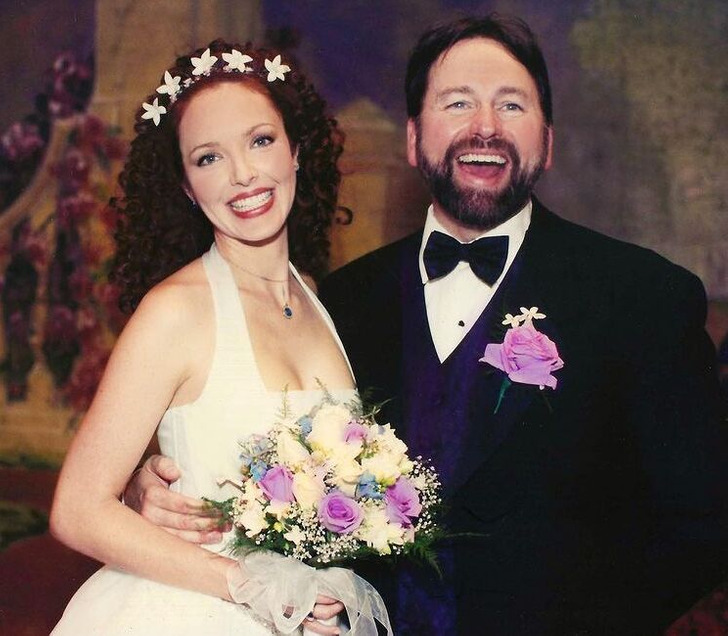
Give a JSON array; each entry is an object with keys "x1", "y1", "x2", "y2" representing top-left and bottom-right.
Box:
[{"x1": 51, "y1": 244, "x2": 360, "y2": 635}]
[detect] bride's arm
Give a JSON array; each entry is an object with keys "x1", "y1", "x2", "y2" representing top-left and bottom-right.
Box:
[{"x1": 50, "y1": 280, "x2": 234, "y2": 600}]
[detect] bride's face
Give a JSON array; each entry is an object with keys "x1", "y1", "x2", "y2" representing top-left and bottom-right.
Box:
[{"x1": 178, "y1": 81, "x2": 298, "y2": 246}]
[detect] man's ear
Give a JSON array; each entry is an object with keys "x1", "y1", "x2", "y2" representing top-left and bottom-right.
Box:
[
  {"x1": 544, "y1": 126, "x2": 554, "y2": 171},
  {"x1": 406, "y1": 118, "x2": 418, "y2": 168}
]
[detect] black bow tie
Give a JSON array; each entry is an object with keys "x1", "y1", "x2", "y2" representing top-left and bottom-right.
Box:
[{"x1": 423, "y1": 230, "x2": 509, "y2": 285}]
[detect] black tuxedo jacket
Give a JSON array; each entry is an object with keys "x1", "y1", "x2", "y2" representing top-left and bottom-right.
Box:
[{"x1": 320, "y1": 201, "x2": 728, "y2": 635}]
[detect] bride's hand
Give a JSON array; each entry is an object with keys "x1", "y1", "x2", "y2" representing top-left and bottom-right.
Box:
[
  {"x1": 124, "y1": 455, "x2": 229, "y2": 543},
  {"x1": 303, "y1": 594, "x2": 345, "y2": 635}
]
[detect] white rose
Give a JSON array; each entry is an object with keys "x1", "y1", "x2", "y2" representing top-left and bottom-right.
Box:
[
  {"x1": 238, "y1": 500, "x2": 267, "y2": 537},
  {"x1": 266, "y1": 499, "x2": 291, "y2": 520},
  {"x1": 277, "y1": 429, "x2": 310, "y2": 468},
  {"x1": 307, "y1": 404, "x2": 352, "y2": 452},
  {"x1": 354, "y1": 504, "x2": 406, "y2": 554},
  {"x1": 361, "y1": 452, "x2": 403, "y2": 487},
  {"x1": 292, "y1": 471, "x2": 325, "y2": 508},
  {"x1": 375, "y1": 424, "x2": 408, "y2": 458},
  {"x1": 242, "y1": 480, "x2": 265, "y2": 503}
]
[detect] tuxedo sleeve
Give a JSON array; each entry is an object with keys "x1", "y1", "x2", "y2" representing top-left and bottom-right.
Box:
[{"x1": 624, "y1": 265, "x2": 728, "y2": 619}]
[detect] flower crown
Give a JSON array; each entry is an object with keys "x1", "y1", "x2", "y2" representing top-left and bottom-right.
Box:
[{"x1": 141, "y1": 47, "x2": 292, "y2": 126}]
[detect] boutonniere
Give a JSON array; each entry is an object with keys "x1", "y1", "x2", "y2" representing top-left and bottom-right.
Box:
[{"x1": 479, "y1": 307, "x2": 564, "y2": 413}]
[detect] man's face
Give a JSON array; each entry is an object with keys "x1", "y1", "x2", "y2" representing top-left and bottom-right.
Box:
[{"x1": 407, "y1": 37, "x2": 552, "y2": 237}]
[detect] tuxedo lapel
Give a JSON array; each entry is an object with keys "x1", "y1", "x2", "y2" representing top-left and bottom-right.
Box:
[{"x1": 443, "y1": 203, "x2": 572, "y2": 492}]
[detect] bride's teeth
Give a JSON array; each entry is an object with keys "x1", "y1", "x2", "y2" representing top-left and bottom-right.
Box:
[
  {"x1": 230, "y1": 191, "x2": 272, "y2": 212},
  {"x1": 458, "y1": 153, "x2": 506, "y2": 165}
]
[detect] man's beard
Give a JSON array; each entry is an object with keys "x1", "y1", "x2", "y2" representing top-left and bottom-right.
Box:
[{"x1": 415, "y1": 129, "x2": 549, "y2": 231}]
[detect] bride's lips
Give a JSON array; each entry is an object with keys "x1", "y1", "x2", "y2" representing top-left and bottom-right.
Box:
[{"x1": 228, "y1": 188, "x2": 274, "y2": 218}]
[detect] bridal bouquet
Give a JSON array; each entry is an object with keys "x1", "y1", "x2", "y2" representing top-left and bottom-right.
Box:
[
  {"x1": 208, "y1": 393, "x2": 442, "y2": 634},
  {"x1": 212, "y1": 393, "x2": 443, "y2": 570}
]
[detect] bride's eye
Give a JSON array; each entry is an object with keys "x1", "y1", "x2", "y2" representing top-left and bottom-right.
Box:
[
  {"x1": 196, "y1": 152, "x2": 220, "y2": 167},
  {"x1": 252, "y1": 134, "x2": 274, "y2": 149}
]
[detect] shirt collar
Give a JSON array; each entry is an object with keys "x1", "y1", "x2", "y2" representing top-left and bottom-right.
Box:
[{"x1": 418, "y1": 200, "x2": 533, "y2": 284}]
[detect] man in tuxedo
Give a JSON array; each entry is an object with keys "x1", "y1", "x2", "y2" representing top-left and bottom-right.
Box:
[{"x1": 127, "y1": 14, "x2": 728, "y2": 635}]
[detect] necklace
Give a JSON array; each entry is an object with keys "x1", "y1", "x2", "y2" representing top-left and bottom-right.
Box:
[{"x1": 225, "y1": 258, "x2": 294, "y2": 319}]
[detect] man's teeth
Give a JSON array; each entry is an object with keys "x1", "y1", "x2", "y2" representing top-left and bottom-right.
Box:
[
  {"x1": 458, "y1": 153, "x2": 506, "y2": 165},
  {"x1": 230, "y1": 191, "x2": 272, "y2": 212}
]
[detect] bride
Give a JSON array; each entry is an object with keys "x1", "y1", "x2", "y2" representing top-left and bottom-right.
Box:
[{"x1": 50, "y1": 39, "x2": 382, "y2": 635}]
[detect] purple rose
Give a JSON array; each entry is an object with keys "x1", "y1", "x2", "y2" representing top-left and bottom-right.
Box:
[
  {"x1": 344, "y1": 421, "x2": 368, "y2": 443},
  {"x1": 385, "y1": 477, "x2": 422, "y2": 527},
  {"x1": 259, "y1": 465, "x2": 295, "y2": 503},
  {"x1": 318, "y1": 491, "x2": 363, "y2": 534},
  {"x1": 480, "y1": 323, "x2": 564, "y2": 389}
]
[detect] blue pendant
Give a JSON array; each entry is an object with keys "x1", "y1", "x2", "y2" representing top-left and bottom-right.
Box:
[{"x1": 283, "y1": 304, "x2": 293, "y2": 319}]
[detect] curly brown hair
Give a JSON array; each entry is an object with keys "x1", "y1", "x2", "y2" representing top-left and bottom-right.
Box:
[{"x1": 110, "y1": 39, "x2": 344, "y2": 313}]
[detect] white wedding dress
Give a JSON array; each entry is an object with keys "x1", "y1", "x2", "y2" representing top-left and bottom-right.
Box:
[{"x1": 51, "y1": 244, "x2": 357, "y2": 635}]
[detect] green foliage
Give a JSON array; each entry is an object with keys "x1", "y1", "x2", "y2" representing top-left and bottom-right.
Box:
[
  {"x1": 0, "y1": 452, "x2": 60, "y2": 469},
  {"x1": 0, "y1": 501, "x2": 48, "y2": 550}
]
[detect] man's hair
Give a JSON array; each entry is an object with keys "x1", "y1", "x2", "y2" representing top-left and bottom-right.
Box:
[{"x1": 405, "y1": 13, "x2": 553, "y2": 126}]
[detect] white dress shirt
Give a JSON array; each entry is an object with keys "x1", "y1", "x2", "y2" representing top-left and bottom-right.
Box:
[{"x1": 418, "y1": 201, "x2": 532, "y2": 362}]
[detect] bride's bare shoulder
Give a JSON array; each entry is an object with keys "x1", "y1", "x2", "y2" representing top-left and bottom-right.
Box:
[{"x1": 131, "y1": 258, "x2": 212, "y2": 332}]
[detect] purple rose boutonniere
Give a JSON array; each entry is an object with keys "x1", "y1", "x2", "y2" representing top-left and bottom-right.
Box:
[{"x1": 480, "y1": 306, "x2": 564, "y2": 413}]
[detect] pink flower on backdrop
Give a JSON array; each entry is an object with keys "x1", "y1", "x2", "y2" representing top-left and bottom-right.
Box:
[
  {"x1": 259, "y1": 465, "x2": 295, "y2": 503},
  {"x1": 318, "y1": 491, "x2": 363, "y2": 534},
  {"x1": 1, "y1": 122, "x2": 44, "y2": 161},
  {"x1": 58, "y1": 192, "x2": 97, "y2": 227},
  {"x1": 481, "y1": 322, "x2": 563, "y2": 389},
  {"x1": 385, "y1": 477, "x2": 422, "y2": 528}
]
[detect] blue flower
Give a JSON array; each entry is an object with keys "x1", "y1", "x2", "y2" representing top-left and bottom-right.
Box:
[
  {"x1": 297, "y1": 415, "x2": 313, "y2": 436},
  {"x1": 356, "y1": 472, "x2": 383, "y2": 500},
  {"x1": 250, "y1": 460, "x2": 268, "y2": 482}
]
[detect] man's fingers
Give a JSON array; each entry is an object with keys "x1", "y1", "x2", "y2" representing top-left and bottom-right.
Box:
[
  {"x1": 311, "y1": 596, "x2": 345, "y2": 621},
  {"x1": 145, "y1": 454, "x2": 182, "y2": 483},
  {"x1": 303, "y1": 617, "x2": 341, "y2": 635},
  {"x1": 140, "y1": 483, "x2": 209, "y2": 515},
  {"x1": 160, "y1": 527, "x2": 224, "y2": 545}
]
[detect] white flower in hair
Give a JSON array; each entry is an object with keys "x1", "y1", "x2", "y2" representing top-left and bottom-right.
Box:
[
  {"x1": 156, "y1": 70, "x2": 181, "y2": 97},
  {"x1": 222, "y1": 49, "x2": 253, "y2": 72},
  {"x1": 191, "y1": 48, "x2": 218, "y2": 76},
  {"x1": 264, "y1": 55, "x2": 291, "y2": 82},
  {"x1": 141, "y1": 98, "x2": 167, "y2": 126}
]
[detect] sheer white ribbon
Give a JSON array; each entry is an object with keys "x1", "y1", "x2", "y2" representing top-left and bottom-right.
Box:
[{"x1": 227, "y1": 551, "x2": 392, "y2": 635}]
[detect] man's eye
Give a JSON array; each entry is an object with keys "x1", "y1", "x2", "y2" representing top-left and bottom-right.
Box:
[
  {"x1": 500, "y1": 102, "x2": 524, "y2": 113},
  {"x1": 196, "y1": 153, "x2": 219, "y2": 167},
  {"x1": 446, "y1": 101, "x2": 469, "y2": 110}
]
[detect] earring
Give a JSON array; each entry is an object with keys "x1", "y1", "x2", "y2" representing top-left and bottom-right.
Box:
[{"x1": 294, "y1": 161, "x2": 300, "y2": 171}]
